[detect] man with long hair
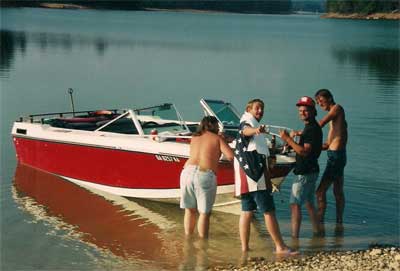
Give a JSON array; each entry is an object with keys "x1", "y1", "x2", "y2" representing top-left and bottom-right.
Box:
[{"x1": 180, "y1": 116, "x2": 234, "y2": 238}]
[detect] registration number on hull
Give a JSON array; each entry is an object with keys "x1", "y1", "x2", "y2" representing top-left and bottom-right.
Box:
[{"x1": 155, "y1": 155, "x2": 180, "y2": 163}]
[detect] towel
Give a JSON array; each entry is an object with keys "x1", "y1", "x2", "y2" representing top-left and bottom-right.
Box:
[{"x1": 239, "y1": 112, "x2": 270, "y2": 156}]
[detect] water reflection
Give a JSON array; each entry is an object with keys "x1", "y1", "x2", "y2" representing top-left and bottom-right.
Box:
[
  {"x1": 12, "y1": 163, "x2": 181, "y2": 269},
  {"x1": 10, "y1": 163, "x2": 386, "y2": 269},
  {"x1": 0, "y1": 30, "x2": 26, "y2": 77},
  {"x1": 179, "y1": 237, "x2": 210, "y2": 271},
  {"x1": 331, "y1": 46, "x2": 400, "y2": 88},
  {"x1": 0, "y1": 28, "x2": 255, "y2": 78}
]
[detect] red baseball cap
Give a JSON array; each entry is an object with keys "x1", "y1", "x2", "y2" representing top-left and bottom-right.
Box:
[{"x1": 296, "y1": 96, "x2": 315, "y2": 107}]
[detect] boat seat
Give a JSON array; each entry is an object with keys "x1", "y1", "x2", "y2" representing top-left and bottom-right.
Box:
[
  {"x1": 46, "y1": 115, "x2": 138, "y2": 134},
  {"x1": 45, "y1": 118, "x2": 98, "y2": 131}
]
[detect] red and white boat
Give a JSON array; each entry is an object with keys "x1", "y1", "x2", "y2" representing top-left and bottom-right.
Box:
[{"x1": 12, "y1": 99, "x2": 295, "y2": 206}]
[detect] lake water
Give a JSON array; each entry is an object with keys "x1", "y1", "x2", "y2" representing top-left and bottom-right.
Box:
[{"x1": 1, "y1": 8, "x2": 399, "y2": 270}]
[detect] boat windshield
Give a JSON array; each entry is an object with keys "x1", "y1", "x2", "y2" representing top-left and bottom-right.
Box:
[
  {"x1": 134, "y1": 103, "x2": 190, "y2": 135},
  {"x1": 201, "y1": 99, "x2": 240, "y2": 128},
  {"x1": 200, "y1": 99, "x2": 288, "y2": 151}
]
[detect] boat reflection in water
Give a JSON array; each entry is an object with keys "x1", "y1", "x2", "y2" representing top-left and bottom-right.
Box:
[
  {"x1": 12, "y1": 163, "x2": 280, "y2": 270},
  {"x1": 12, "y1": 163, "x2": 185, "y2": 269}
]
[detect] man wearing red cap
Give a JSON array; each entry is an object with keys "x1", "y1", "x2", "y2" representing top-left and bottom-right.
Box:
[
  {"x1": 279, "y1": 96, "x2": 322, "y2": 238},
  {"x1": 314, "y1": 89, "x2": 347, "y2": 225}
]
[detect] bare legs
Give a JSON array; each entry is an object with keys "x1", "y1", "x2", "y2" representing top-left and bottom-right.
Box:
[
  {"x1": 197, "y1": 213, "x2": 210, "y2": 238},
  {"x1": 333, "y1": 176, "x2": 345, "y2": 224},
  {"x1": 316, "y1": 176, "x2": 345, "y2": 224},
  {"x1": 291, "y1": 202, "x2": 319, "y2": 238},
  {"x1": 184, "y1": 208, "x2": 211, "y2": 238},
  {"x1": 290, "y1": 204, "x2": 301, "y2": 238},
  {"x1": 240, "y1": 210, "x2": 289, "y2": 253},
  {"x1": 184, "y1": 208, "x2": 197, "y2": 235},
  {"x1": 264, "y1": 211, "x2": 288, "y2": 253},
  {"x1": 239, "y1": 211, "x2": 252, "y2": 252},
  {"x1": 305, "y1": 201, "x2": 320, "y2": 235}
]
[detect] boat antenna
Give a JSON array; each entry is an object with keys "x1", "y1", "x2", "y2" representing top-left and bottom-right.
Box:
[{"x1": 68, "y1": 88, "x2": 76, "y2": 116}]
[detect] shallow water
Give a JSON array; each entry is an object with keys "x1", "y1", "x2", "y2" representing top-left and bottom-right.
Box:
[{"x1": 1, "y1": 8, "x2": 399, "y2": 270}]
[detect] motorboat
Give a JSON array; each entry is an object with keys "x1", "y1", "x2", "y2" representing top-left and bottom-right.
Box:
[{"x1": 12, "y1": 98, "x2": 295, "y2": 207}]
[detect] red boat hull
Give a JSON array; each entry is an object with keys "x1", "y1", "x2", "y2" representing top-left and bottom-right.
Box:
[{"x1": 13, "y1": 136, "x2": 293, "y2": 191}]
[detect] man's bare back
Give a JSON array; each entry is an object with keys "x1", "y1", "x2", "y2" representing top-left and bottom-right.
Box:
[{"x1": 185, "y1": 131, "x2": 233, "y2": 173}]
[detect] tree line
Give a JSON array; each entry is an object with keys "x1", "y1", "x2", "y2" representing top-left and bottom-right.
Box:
[
  {"x1": 2, "y1": 0, "x2": 292, "y2": 14},
  {"x1": 326, "y1": 0, "x2": 399, "y2": 14}
]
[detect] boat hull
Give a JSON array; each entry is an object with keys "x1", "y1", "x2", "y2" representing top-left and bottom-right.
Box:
[{"x1": 13, "y1": 134, "x2": 294, "y2": 200}]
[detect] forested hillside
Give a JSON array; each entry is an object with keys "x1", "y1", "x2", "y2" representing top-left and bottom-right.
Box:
[
  {"x1": 326, "y1": 0, "x2": 399, "y2": 14},
  {"x1": 1, "y1": 0, "x2": 292, "y2": 14}
]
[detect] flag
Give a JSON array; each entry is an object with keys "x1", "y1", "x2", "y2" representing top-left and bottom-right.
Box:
[{"x1": 234, "y1": 121, "x2": 267, "y2": 196}]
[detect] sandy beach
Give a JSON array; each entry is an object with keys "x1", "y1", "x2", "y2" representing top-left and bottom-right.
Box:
[{"x1": 211, "y1": 246, "x2": 400, "y2": 271}]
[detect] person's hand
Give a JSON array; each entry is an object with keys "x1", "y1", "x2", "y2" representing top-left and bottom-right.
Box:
[
  {"x1": 279, "y1": 129, "x2": 289, "y2": 141},
  {"x1": 255, "y1": 125, "x2": 266, "y2": 135},
  {"x1": 322, "y1": 143, "x2": 329, "y2": 150}
]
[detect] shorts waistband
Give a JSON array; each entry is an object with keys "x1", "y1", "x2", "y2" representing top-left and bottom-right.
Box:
[
  {"x1": 327, "y1": 149, "x2": 346, "y2": 154},
  {"x1": 199, "y1": 166, "x2": 216, "y2": 175},
  {"x1": 184, "y1": 165, "x2": 199, "y2": 170},
  {"x1": 184, "y1": 165, "x2": 215, "y2": 175}
]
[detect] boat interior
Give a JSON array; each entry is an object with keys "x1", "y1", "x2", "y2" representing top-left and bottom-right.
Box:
[
  {"x1": 23, "y1": 104, "x2": 198, "y2": 137},
  {"x1": 15, "y1": 99, "x2": 292, "y2": 154},
  {"x1": 45, "y1": 114, "x2": 197, "y2": 135}
]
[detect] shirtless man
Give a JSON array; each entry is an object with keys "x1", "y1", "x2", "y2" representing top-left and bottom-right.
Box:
[
  {"x1": 314, "y1": 89, "x2": 348, "y2": 224},
  {"x1": 180, "y1": 116, "x2": 234, "y2": 238}
]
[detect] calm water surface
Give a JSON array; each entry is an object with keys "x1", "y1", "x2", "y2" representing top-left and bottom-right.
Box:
[{"x1": 1, "y1": 8, "x2": 399, "y2": 270}]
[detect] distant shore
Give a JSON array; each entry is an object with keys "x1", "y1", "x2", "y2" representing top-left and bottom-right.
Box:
[
  {"x1": 322, "y1": 11, "x2": 400, "y2": 20},
  {"x1": 37, "y1": 4, "x2": 232, "y2": 14},
  {"x1": 212, "y1": 246, "x2": 400, "y2": 271},
  {"x1": 39, "y1": 3, "x2": 87, "y2": 9},
  {"x1": 3, "y1": 3, "x2": 400, "y2": 20}
]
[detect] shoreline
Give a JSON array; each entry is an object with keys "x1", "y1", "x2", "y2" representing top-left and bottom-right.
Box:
[
  {"x1": 2, "y1": 4, "x2": 400, "y2": 20},
  {"x1": 211, "y1": 246, "x2": 400, "y2": 271},
  {"x1": 321, "y1": 11, "x2": 400, "y2": 20},
  {"x1": 39, "y1": 3, "x2": 88, "y2": 9}
]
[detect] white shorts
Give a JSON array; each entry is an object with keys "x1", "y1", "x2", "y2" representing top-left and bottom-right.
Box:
[{"x1": 180, "y1": 165, "x2": 217, "y2": 214}]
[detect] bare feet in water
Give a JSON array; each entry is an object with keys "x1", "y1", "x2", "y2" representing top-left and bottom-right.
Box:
[{"x1": 275, "y1": 247, "x2": 299, "y2": 256}]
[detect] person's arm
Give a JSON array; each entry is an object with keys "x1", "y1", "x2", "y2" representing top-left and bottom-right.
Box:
[
  {"x1": 319, "y1": 104, "x2": 340, "y2": 128},
  {"x1": 322, "y1": 142, "x2": 329, "y2": 150},
  {"x1": 219, "y1": 136, "x2": 234, "y2": 161},
  {"x1": 242, "y1": 124, "x2": 266, "y2": 137},
  {"x1": 290, "y1": 130, "x2": 302, "y2": 137},
  {"x1": 279, "y1": 130, "x2": 312, "y2": 157}
]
